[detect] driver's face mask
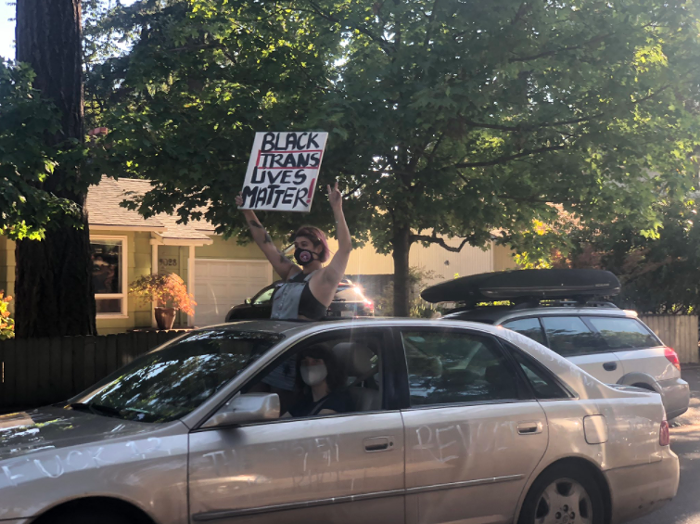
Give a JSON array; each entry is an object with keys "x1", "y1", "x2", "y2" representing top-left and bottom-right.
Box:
[{"x1": 300, "y1": 362, "x2": 328, "y2": 386}]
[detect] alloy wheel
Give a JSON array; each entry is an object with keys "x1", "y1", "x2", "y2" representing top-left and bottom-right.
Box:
[{"x1": 534, "y1": 478, "x2": 593, "y2": 524}]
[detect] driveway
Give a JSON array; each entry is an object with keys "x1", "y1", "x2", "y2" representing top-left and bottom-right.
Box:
[{"x1": 631, "y1": 365, "x2": 700, "y2": 524}]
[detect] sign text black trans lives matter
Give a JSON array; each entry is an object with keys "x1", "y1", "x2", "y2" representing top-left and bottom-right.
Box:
[{"x1": 240, "y1": 132, "x2": 329, "y2": 212}]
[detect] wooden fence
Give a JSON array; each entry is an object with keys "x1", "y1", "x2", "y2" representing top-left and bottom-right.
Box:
[
  {"x1": 0, "y1": 331, "x2": 184, "y2": 412},
  {"x1": 640, "y1": 315, "x2": 699, "y2": 364}
]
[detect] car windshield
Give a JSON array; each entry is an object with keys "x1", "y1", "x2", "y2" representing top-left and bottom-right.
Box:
[
  {"x1": 253, "y1": 285, "x2": 277, "y2": 305},
  {"x1": 71, "y1": 330, "x2": 283, "y2": 423}
]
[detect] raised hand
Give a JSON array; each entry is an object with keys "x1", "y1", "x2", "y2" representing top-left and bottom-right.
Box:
[
  {"x1": 235, "y1": 192, "x2": 244, "y2": 208},
  {"x1": 327, "y1": 181, "x2": 342, "y2": 210}
]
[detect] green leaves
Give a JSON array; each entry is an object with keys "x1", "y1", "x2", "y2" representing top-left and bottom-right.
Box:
[
  {"x1": 88, "y1": 0, "x2": 341, "y2": 239},
  {"x1": 86, "y1": 0, "x2": 700, "y2": 310},
  {"x1": 0, "y1": 61, "x2": 87, "y2": 240}
]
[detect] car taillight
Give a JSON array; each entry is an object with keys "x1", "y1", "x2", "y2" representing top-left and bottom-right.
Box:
[
  {"x1": 664, "y1": 347, "x2": 681, "y2": 372},
  {"x1": 365, "y1": 300, "x2": 374, "y2": 312},
  {"x1": 659, "y1": 419, "x2": 670, "y2": 446}
]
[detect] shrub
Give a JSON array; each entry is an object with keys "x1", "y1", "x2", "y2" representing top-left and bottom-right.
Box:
[{"x1": 129, "y1": 273, "x2": 196, "y2": 315}]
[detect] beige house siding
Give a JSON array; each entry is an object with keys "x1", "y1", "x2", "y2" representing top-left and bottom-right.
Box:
[
  {"x1": 410, "y1": 241, "x2": 493, "y2": 283},
  {"x1": 86, "y1": 234, "x2": 271, "y2": 333},
  {"x1": 196, "y1": 236, "x2": 269, "y2": 260},
  {"x1": 0, "y1": 232, "x2": 155, "y2": 335},
  {"x1": 493, "y1": 244, "x2": 518, "y2": 272},
  {"x1": 329, "y1": 238, "x2": 510, "y2": 283},
  {"x1": 0, "y1": 232, "x2": 272, "y2": 335}
]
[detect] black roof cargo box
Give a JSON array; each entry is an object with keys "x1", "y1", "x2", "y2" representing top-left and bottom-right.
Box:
[{"x1": 421, "y1": 269, "x2": 621, "y2": 305}]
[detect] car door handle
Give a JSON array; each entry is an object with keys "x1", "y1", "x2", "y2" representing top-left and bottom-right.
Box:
[
  {"x1": 364, "y1": 436, "x2": 394, "y2": 452},
  {"x1": 517, "y1": 422, "x2": 543, "y2": 435},
  {"x1": 603, "y1": 361, "x2": 617, "y2": 371}
]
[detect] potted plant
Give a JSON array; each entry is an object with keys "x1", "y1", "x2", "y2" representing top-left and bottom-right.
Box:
[{"x1": 129, "y1": 274, "x2": 196, "y2": 330}]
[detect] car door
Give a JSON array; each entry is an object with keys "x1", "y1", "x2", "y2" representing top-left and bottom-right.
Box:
[
  {"x1": 537, "y1": 315, "x2": 624, "y2": 383},
  {"x1": 398, "y1": 327, "x2": 548, "y2": 524},
  {"x1": 188, "y1": 327, "x2": 405, "y2": 524}
]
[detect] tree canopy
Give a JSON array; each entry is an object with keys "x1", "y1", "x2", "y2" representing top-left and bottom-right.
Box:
[
  {"x1": 89, "y1": 0, "x2": 700, "y2": 315},
  {"x1": 89, "y1": 0, "x2": 340, "y2": 231},
  {"x1": 0, "y1": 61, "x2": 86, "y2": 240},
  {"x1": 543, "y1": 198, "x2": 700, "y2": 314}
]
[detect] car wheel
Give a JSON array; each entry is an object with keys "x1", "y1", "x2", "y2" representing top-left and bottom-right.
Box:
[
  {"x1": 518, "y1": 463, "x2": 604, "y2": 524},
  {"x1": 50, "y1": 511, "x2": 133, "y2": 524}
]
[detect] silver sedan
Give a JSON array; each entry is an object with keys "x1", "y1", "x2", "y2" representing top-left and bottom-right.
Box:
[{"x1": 0, "y1": 319, "x2": 679, "y2": 524}]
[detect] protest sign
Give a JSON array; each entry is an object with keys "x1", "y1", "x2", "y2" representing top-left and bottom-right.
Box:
[{"x1": 239, "y1": 131, "x2": 328, "y2": 212}]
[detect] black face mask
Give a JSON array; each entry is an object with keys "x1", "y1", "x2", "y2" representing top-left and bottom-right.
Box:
[{"x1": 294, "y1": 248, "x2": 318, "y2": 266}]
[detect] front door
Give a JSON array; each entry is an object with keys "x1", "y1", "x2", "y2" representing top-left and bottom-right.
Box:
[
  {"x1": 398, "y1": 327, "x2": 548, "y2": 524},
  {"x1": 188, "y1": 327, "x2": 405, "y2": 523}
]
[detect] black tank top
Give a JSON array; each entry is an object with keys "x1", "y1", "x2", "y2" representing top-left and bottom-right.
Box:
[{"x1": 288, "y1": 271, "x2": 328, "y2": 320}]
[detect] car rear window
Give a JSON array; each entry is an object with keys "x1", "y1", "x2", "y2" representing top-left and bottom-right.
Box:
[
  {"x1": 540, "y1": 316, "x2": 607, "y2": 357},
  {"x1": 586, "y1": 317, "x2": 660, "y2": 349}
]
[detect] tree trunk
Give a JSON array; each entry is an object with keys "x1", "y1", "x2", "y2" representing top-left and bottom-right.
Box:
[
  {"x1": 392, "y1": 224, "x2": 411, "y2": 317},
  {"x1": 14, "y1": 0, "x2": 96, "y2": 337}
]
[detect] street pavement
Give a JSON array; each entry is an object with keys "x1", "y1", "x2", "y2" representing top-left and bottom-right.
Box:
[{"x1": 632, "y1": 365, "x2": 700, "y2": 524}]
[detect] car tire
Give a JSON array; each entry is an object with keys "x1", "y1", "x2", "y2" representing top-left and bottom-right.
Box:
[
  {"x1": 50, "y1": 511, "x2": 133, "y2": 524},
  {"x1": 518, "y1": 462, "x2": 605, "y2": 524}
]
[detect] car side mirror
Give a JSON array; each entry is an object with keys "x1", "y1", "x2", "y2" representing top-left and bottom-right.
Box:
[
  {"x1": 202, "y1": 393, "x2": 280, "y2": 428},
  {"x1": 244, "y1": 298, "x2": 252, "y2": 305}
]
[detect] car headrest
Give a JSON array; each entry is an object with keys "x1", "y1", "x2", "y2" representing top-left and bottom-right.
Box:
[{"x1": 333, "y1": 342, "x2": 375, "y2": 377}]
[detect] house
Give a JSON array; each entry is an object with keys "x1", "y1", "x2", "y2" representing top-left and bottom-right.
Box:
[{"x1": 0, "y1": 177, "x2": 516, "y2": 333}]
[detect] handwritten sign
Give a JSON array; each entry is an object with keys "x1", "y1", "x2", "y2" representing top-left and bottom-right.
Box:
[{"x1": 240, "y1": 131, "x2": 328, "y2": 212}]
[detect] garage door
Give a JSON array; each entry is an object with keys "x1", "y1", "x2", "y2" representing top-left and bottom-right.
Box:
[{"x1": 194, "y1": 259, "x2": 272, "y2": 327}]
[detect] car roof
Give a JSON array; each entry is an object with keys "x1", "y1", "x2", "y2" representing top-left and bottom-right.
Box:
[
  {"x1": 196, "y1": 317, "x2": 511, "y2": 338},
  {"x1": 445, "y1": 305, "x2": 633, "y2": 325}
]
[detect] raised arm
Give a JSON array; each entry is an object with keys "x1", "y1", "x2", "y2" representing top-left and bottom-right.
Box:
[
  {"x1": 322, "y1": 182, "x2": 352, "y2": 285},
  {"x1": 236, "y1": 193, "x2": 299, "y2": 280}
]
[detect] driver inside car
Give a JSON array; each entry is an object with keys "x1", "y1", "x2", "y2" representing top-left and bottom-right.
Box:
[{"x1": 284, "y1": 344, "x2": 353, "y2": 417}]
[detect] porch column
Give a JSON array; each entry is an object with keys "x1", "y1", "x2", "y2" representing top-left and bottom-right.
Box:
[
  {"x1": 150, "y1": 239, "x2": 159, "y2": 328},
  {"x1": 188, "y1": 245, "x2": 195, "y2": 327}
]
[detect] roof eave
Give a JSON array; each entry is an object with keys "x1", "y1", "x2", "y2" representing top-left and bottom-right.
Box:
[
  {"x1": 150, "y1": 236, "x2": 214, "y2": 247},
  {"x1": 91, "y1": 224, "x2": 167, "y2": 232}
]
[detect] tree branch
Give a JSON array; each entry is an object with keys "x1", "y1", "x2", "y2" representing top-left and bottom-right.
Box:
[
  {"x1": 425, "y1": 132, "x2": 446, "y2": 163},
  {"x1": 509, "y1": 33, "x2": 612, "y2": 63},
  {"x1": 410, "y1": 233, "x2": 473, "y2": 252},
  {"x1": 511, "y1": 2, "x2": 530, "y2": 25},
  {"x1": 296, "y1": 0, "x2": 395, "y2": 55},
  {"x1": 451, "y1": 145, "x2": 566, "y2": 169},
  {"x1": 631, "y1": 85, "x2": 671, "y2": 104},
  {"x1": 423, "y1": 0, "x2": 440, "y2": 48},
  {"x1": 459, "y1": 113, "x2": 604, "y2": 132}
]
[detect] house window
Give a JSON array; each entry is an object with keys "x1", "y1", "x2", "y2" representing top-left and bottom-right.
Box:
[{"x1": 91, "y1": 237, "x2": 127, "y2": 316}]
